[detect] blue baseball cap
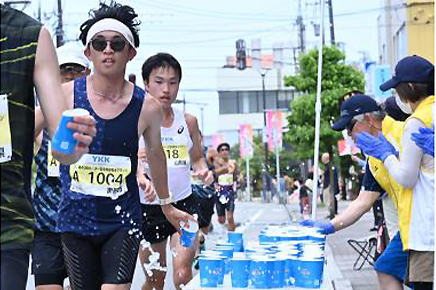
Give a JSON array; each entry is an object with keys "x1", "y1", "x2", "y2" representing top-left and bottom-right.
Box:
[
  {"x1": 332, "y1": 94, "x2": 380, "y2": 131},
  {"x1": 380, "y1": 55, "x2": 434, "y2": 91}
]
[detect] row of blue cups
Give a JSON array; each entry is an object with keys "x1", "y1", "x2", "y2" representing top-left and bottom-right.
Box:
[
  {"x1": 199, "y1": 250, "x2": 325, "y2": 288},
  {"x1": 199, "y1": 226, "x2": 326, "y2": 288}
]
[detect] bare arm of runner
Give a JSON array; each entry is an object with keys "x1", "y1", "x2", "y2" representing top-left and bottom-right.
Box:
[
  {"x1": 141, "y1": 96, "x2": 196, "y2": 229},
  {"x1": 137, "y1": 148, "x2": 156, "y2": 202},
  {"x1": 35, "y1": 107, "x2": 45, "y2": 139},
  {"x1": 185, "y1": 113, "x2": 213, "y2": 185},
  {"x1": 214, "y1": 157, "x2": 229, "y2": 175},
  {"x1": 33, "y1": 27, "x2": 95, "y2": 165}
]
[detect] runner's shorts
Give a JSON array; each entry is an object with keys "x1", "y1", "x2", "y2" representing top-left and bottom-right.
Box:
[
  {"x1": 192, "y1": 185, "x2": 216, "y2": 228},
  {"x1": 374, "y1": 231, "x2": 408, "y2": 282},
  {"x1": 31, "y1": 231, "x2": 68, "y2": 286},
  {"x1": 61, "y1": 228, "x2": 140, "y2": 290},
  {"x1": 141, "y1": 194, "x2": 199, "y2": 244},
  {"x1": 216, "y1": 185, "x2": 235, "y2": 217}
]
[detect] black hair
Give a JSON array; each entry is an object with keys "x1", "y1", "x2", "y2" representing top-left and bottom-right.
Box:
[
  {"x1": 383, "y1": 96, "x2": 411, "y2": 121},
  {"x1": 141, "y1": 53, "x2": 182, "y2": 83},
  {"x1": 395, "y1": 82, "x2": 432, "y2": 103},
  {"x1": 217, "y1": 143, "x2": 230, "y2": 152},
  {"x1": 79, "y1": 1, "x2": 140, "y2": 48}
]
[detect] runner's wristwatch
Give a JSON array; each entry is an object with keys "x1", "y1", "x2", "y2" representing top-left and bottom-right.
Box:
[{"x1": 159, "y1": 192, "x2": 173, "y2": 205}]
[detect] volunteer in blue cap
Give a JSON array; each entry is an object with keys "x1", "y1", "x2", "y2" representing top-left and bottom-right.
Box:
[
  {"x1": 356, "y1": 55, "x2": 434, "y2": 289},
  {"x1": 302, "y1": 94, "x2": 413, "y2": 290}
]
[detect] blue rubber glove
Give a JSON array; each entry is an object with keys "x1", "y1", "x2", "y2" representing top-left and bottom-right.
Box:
[
  {"x1": 300, "y1": 219, "x2": 335, "y2": 235},
  {"x1": 411, "y1": 126, "x2": 434, "y2": 157},
  {"x1": 357, "y1": 132, "x2": 397, "y2": 162}
]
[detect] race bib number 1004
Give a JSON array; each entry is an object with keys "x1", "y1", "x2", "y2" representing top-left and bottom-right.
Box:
[
  {"x1": 0, "y1": 94, "x2": 12, "y2": 163},
  {"x1": 70, "y1": 154, "x2": 131, "y2": 199}
]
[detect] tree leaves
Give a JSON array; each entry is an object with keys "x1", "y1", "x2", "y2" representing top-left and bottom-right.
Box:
[{"x1": 283, "y1": 45, "x2": 364, "y2": 161}]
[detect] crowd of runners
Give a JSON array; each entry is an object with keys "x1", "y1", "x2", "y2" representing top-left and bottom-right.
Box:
[{"x1": 1, "y1": 1, "x2": 434, "y2": 290}]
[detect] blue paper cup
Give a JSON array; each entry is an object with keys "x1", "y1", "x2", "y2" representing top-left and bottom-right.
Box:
[
  {"x1": 294, "y1": 256, "x2": 325, "y2": 289},
  {"x1": 269, "y1": 256, "x2": 286, "y2": 288},
  {"x1": 179, "y1": 220, "x2": 199, "y2": 248},
  {"x1": 51, "y1": 108, "x2": 90, "y2": 155},
  {"x1": 214, "y1": 245, "x2": 234, "y2": 274},
  {"x1": 249, "y1": 257, "x2": 273, "y2": 289},
  {"x1": 230, "y1": 257, "x2": 251, "y2": 288},
  {"x1": 228, "y1": 232, "x2": 244, "y2": 252},
  {"x1": 199, "y1": 257, "x2": 225, "y2": 287}
]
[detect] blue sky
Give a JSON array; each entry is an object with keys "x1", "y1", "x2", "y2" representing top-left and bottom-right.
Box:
[{"x1": 22, "y1": 0, "x2": 382, "y2": 135}]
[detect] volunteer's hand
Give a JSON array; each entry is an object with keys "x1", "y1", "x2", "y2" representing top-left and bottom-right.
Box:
[
  {"x1": 411, "y1": 126, "x2": 434, "y2": 157},
  {"x1": 300, "y1": 219, "x2": 336, "y2": 235},
  {"x1": 357, "y1": 132, "x2": 397, "y2": 161}
]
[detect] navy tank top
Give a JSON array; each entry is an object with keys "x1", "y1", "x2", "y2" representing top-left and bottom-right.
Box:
[{"x1": 58, "y1": 77, "x2": 145, "y2": 236}]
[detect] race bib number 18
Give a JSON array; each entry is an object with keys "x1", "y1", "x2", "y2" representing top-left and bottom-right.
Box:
[
  {"x1": 70, "y1": 154, "x2": 131, "y2": 199},
  {"x1": 0, "y1": 94, "x2": 12, "y2": 163},
  {"x1": 164, "y1": 144, "x2": 188, "y2": 167}
]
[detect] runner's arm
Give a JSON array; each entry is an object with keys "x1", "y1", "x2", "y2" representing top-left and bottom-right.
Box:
[
  {"x1": 33, "y1": 27, "x2": 95, "y2": 164},
  {"x1": 35, "y1": 106, "x2": 45, "y2": 139},
  {"x1": 141, "y1": 96, "x2": 170, "y2": 200},
  {"x1": 141, "y1": 96, "x2": 196, "y2": 227}
]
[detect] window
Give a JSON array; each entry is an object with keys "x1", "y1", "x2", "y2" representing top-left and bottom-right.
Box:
[
  {"x1": 219, "y1": 91, "x2": 238, "y2": 114},
  {"x1": 248, "y1": 91, "x2": 259, "y2": 113},
  {"x1": 265, "y1": 91, "x2": 277, "y2": 110},
  {"x1": 277, "y1": 91, "x2": 289, "y2": 109}
]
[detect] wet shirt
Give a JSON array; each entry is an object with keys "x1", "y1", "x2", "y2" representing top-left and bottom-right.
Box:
[
  {"x1": 58, "y1": 77, "x2": 144, "y2": 236},
  {"x1": 1, "y1": 4, "x2": 42, "y2": 250}
]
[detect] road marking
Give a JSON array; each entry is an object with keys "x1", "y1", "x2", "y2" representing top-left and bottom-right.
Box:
[{"x1": 236, "y1": 209, "x2": 264, "y2": 233}]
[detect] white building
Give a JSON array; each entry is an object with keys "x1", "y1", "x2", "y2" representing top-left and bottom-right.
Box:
[{"x1": 214, "y1": 55, "x2": 297, "y2": 146}]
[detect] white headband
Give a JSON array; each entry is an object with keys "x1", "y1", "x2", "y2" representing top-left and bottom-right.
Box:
[{"x1": 86, "y1": 18, "x2": 136, "y2": 51}]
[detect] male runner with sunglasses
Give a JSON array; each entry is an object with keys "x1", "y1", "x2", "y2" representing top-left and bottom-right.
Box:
[
  {"x1": 56, "y1": 3, "x2": 193, "y2": 289},
  {"x1": 31, "y1": 44, "x2": 91, "y2": 290}
]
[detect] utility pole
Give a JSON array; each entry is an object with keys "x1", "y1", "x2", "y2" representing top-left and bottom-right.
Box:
[
  {"x1": 296, "y1": 0, "x2": 306, "y2": 54},
  {"x1": 327, "y1": 0, "x2": 335, "y2": 45},
  {"x1": 37, "y1": 0, "x2": 41, "y2": 22},
  {"x1": 261, "y1": 72, "x2": 269, "y2": 172},
  {"x1": 56, "y1": 0, "x2": 64, "y2": 47}
]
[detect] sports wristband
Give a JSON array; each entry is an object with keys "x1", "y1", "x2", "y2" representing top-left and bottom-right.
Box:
[{"x1": 159, "y1": 192, "x2": 173, "y2": 205}]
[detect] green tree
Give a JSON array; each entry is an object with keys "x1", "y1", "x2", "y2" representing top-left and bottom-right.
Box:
[{"x1": 284, "y1": 46, "x2": 364, "y2": 161}]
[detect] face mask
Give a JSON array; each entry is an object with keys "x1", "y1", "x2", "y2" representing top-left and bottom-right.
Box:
[{"x1": 395, "y1": 95, "x2": 413, "y2": 114}]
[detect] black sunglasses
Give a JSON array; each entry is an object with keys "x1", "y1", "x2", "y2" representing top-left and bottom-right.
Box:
[
  {"x1": 60, "y1": 64, "x2": 86, "y2": 75},
  {"x1": 219, "y1": 148, "x2": 230, "y2": 152},
  {"x1": 90, "y1": 37, "x2": 127, "y2": 52}
]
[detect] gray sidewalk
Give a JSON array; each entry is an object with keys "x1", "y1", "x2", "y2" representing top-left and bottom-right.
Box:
[{"x1": 286, "y1": 198, "x2": 380, "y2": 290}]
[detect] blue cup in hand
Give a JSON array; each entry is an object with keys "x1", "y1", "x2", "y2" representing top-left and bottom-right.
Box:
[
  {"x1": 179, "y1": 220, "x2": 199, "y2": 248},
  {"x1": 51, "y1": 108, "x2": 89, "y2": 155}
]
